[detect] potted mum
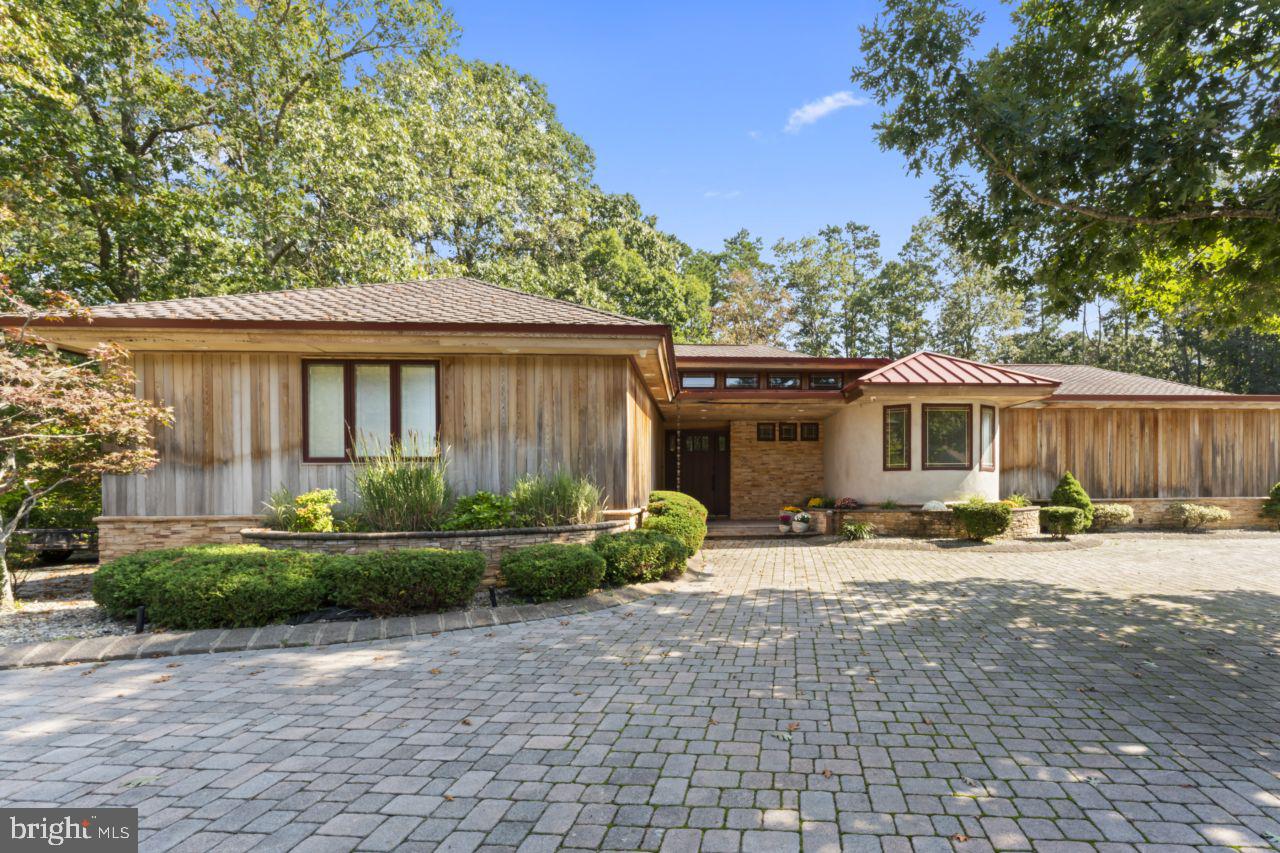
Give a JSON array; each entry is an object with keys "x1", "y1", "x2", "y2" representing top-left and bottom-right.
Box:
[
  {"x1": 791, "y1": 510, "x2": 811, "y2": 534},
  {"x1": 778, "y1": 511, "x2": 793, "y2": 533}
]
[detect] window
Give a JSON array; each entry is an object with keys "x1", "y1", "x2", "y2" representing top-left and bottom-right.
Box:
[
  {"x1": 922, "y1": 404, "x2": 972, "y2": 470},
  {"x1": 979, "y1": 405, "x2": 996, "y2": 471},
  {"x1": 768, "y1": 373, "x2": 801, "y2": 390},
  {"x1": 800, "y1": 422, "x2": 820, "y2": 441},
  {"x1": 681, "y1": 373, "x2": 716, "y2": 389},
  {"x1": 304, "y1": 360, "x2": 439, "y2": 461},
  {"x1": 883, "y1": 405, "x2": 910, "y2": 470},
  {"x1": 808, "y1": 373, "x2": 842, "y2": 390},
  {"x1": 778, "y1": 422, "x2": 798, "y2": 441},
  {"x1": 725, "y1": 373, "x2": 760, "y2": 389},
  {"x1": 756, "y1": 422, "x2": 776, "y2": 441}
]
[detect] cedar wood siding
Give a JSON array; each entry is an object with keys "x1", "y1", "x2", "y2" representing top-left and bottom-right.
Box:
[
  {"x1": 1000, "y1": 406, "x2": 1280, "y2": 499},
  {"x1": 104, "y1": 352, "x2": 663, "y2": 517}
]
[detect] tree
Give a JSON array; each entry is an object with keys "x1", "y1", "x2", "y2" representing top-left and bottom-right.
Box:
[
  {"x1": 868, "y1": 220, "x2": 938, "y2": 358},
  {"x1": 0, "y1": 286, "x2": 172, "y2": 609},
  {"x1": 710, "y1": 268, "x2": 792, "y2": 347},
  {"x1": 851, "y1": 0, "x2": 1280, "y2": 332},
  {"x1": 775, "y1": 223, "x2": 880, "y2": 357}
]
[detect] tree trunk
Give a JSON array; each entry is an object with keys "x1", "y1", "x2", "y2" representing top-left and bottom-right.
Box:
[{"x1": 0, "y1": 542, "x2": 13, "y2": 613}]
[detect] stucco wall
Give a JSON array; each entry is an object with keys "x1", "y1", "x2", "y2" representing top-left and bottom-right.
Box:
[{"x1": 823, "y1": 400, "x2": 1001, "y2": 505}]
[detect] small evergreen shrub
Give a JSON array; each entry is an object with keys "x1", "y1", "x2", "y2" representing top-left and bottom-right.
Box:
[
  {"x1": 1090, "y1": 504, "x2": 1134, "y2": 531},
  {"x1": 1262, "y1": 482, "x2": 1280, "y2": 529},
  {"x1": 879, "y1": 499, "x2": 901, "y2": 509},
  {"x1": 1170, "y1": 503, "x2": 1231, "y2": 529},
  {"x1": 950, "y1": 501, "x2": 1012, "y2": 541},
  {"x1": 509, "y1": 470, "x2": 605, "y2": 527},
  {"x1": 319, "y1": 549, "x2": 484, "y2": 616},
  {"x1": 842, "y1": 521, "x2": 876, "y2": 541},
  {"x1": 499, "y1": 543, "x2": 605, "y2": 602},
  {"x1": 592, "y1": 529, "x2": 686, "y2": 586},
  {"x1": 1051, "y1": 472, "x2": 1093, "y2": 527},
  {"x1": 1041, "y1": 506, "x2": 1087, "y2": 539},
  {"x1": 444, "y1": 492, "x2": 513, "y2": 530},
  {"x1": 643, "y1": 490, "x2": 708, "y2": 557},
  {"x1": 92, "y1": 547, "x2": 188, "y2": 619}
]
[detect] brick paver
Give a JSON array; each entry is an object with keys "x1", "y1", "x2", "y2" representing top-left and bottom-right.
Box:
[{"x1": 2, "y1": 535, "x2": 1279, "y2": 852}]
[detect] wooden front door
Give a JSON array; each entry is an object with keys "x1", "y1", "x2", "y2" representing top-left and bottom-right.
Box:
[{"x1": 663, "y1": 429, "x2": 730, "y2": 517}]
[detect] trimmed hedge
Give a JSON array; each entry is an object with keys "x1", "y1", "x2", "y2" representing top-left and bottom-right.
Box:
[
  {"x1": 592, "y1": 529, "x2": 686, "y2": 586},
  {"x1": 141, "y1": 545, "x2": 328, "y2": 630},
  {"x1": 1042, "y1": 506, "x2": 1087, "y2": 539},
  {"x1": 1262, "y1": 481, "x2": 1280, "y2": 528},
  {"x1": 1090, "y1": 503, "x2": 1134, "y2": 531},
  {"x1": 950, "y1": 501, "x2": 1012, "y2": 541},
  {"x1": 642, "y1": 490, "x2": 708, "y2": 557},
  {"x1": 1051, "y1": 472, "x2": 1094, "y2": 527},
  {"x1": 319, "y1": 549, "x2": 484, "y2": 616},
  {"x1": 92, "y1": 547, "x2": 191, "y2": 620},
  {"x1": 1170, "y1": 502, "x2": 1231, "y2": 529},
  {"x1": 499, "y1": 543, "x2": 605, "y2": 602}
]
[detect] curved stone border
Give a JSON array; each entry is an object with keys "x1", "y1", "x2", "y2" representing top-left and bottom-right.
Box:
[
  {"x1": 242, "y1": 517, "x2": 632, "y2": 544},
  {"x1": 707, "y1": 535, "x2": 1101, "y2": 553},
  {"x1": 0, "y1": 578, "x2": 685, "y2": 672}
]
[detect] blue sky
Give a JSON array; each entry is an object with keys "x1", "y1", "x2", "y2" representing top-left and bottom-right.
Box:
[{"x1": 452, "y1": 0, "x2": 1014, "y2": 258}]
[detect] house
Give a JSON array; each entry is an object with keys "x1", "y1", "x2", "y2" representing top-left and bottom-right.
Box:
[{"x1": 10, "y1": 277, "x2": 1280, "y2": 559}]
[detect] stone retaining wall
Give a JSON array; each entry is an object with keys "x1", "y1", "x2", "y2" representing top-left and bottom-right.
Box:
[
  {"x1": 1095, "y1": 497, "x2": 1274, "y2": 530},
  {"x1": 812, "y1": 506, "x2": 1041, "y2": 539},
  {"x1": 242, "y1": 515, "x2": 639, "y2": 585},
  {"x1": 97, "y1": 515, "x2": 263, "y2": 563}
]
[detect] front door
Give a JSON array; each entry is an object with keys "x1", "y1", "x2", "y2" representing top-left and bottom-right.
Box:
[{"x1": 663, "y1": 429, "x2": 730, "y2": 517}]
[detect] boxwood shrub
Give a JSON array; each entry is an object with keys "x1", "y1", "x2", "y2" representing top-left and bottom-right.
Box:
[
  {"x1": 1090, "y1": 503, "x2": 1134, "y2": 531},
  {"x1": 1042, "y1": 506, "x2": 1087, "y2": 539},
  {"x1": 1169, "y1": 502, "x2": 1231, "y2": 529},
  {"x1": 141, "y1": 545, "x2": 329, "y2": 630},
  {"x1": 92, "y1": 547, "x2": 191, "y2": 620},
  {"x1": 950, "y1": 501, "x2": 1012, "y2": 541},
  {"x1": 642, "y1": 490, "x2": 709, "y2": 557},
  {"x1": 319, "y1": 549, "x2": 484, "y2": 616},
  {"x1": 499, "y1": 543, "x2": 605, "y2": 602},
  {"x1": 591, "y1": 529, "x2": 686, "y2": 586}
]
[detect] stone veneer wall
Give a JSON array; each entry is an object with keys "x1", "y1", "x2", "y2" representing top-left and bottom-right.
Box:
[
  {"x1": 242, "y1": 517, "x2": 637, "y2": 585},
  {"x1": 96, "y1": 515, "x2": 263, "y2": 563},
  {"x1": 812, "y1": 506, "x2": 1041, "y2": 539},
  {"x1": 729, "y1": 421, "x2": 824, "y2": 519},
  {"x1": 1095, "y1": 497, "x2": 1273, "y2": 530}
]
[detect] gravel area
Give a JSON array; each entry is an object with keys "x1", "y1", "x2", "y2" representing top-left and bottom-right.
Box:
[{"x1": 0, "y1": 560, "x2": 132, "y2": 646}]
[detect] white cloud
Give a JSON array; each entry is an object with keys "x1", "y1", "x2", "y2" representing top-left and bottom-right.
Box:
[
  {"x1": 747, "y1": 130, "x2": 762, "y2": 140},
  {"x1": 784, "y1": 91, "x2": 866, "y2": 133},
  {"x1": 703, "y1": 189, "x2": 743, "y2": 200}
]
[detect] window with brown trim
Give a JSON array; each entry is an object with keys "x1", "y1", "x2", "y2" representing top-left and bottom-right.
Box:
[
  {"x1": 882, "y1": 405, "x2": 910, "y2": 470},
  {"x1": 800, "y1": 422, "x2": 820, "y2": 441},
  {"x1": 756, "y1": 422, "x2": 776, "y2": 441},
  {"x1": 724, "y1": 372, "x2": 760, "y2": 389},
  {"x1": 768, "y1": 373, "x2": 801, "y2": 390},
  {"x1": 979, "y1": 405, "x2": 996, "y2": 471},
  {"x1": 303, "y1": 360, "x2": 440, "y2": 462},
  {"x1": 680, "y1": 372, "x2": 716, "y2": 389},
  {"x1": 922, "y1": 404, "x2": 972, "y2": 470},
  {"x1": 808, "y1": 373, "x2": 842, "y2": 390},
  {"x1": 778, "y1": 422, "x2": 798, "y2": 441}
]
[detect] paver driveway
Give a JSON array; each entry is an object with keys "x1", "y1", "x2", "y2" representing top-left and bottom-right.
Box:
[{"x1": 2, "y1": 535, "x2": 1280, "y2": 853}]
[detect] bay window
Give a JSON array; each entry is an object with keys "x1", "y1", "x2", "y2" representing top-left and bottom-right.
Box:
[{"x1": 304, "y1": 360, "x2": 439, "y2": 461}]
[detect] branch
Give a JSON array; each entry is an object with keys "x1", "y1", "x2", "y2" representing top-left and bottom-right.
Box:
[{"x1": 973, "y1": 137, "x2": 1279, "y2": 226}]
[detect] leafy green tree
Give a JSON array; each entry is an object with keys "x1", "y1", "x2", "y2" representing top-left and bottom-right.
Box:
[
  {"x1": 870, "y1": 220, "x2": 938, "y2": 358},
  {"x1": 709, "y1": 268, "x2": 791, "y2": 347},
  {"x1": 774, "y1": 223, "x2": 880, "y2": 357},
  {"x1": 852, "y1": 0, "x2": 1280, "y2": 332}
]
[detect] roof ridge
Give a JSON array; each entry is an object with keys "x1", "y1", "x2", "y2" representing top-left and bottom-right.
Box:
[{"x1": 454, "y1": 276, "x2": 657, "y2": 326}]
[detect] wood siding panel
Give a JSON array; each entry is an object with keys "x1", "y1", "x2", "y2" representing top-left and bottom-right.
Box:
[
  {"x1": 624, "y1": 361, "x2": 663, "y2": 507},
  {"x1": 105, "y1": 352, "x2": 641, "y2": 516},
  {"x1": 1000, "y1": 406, "x2": 1280, "y2": 499}
]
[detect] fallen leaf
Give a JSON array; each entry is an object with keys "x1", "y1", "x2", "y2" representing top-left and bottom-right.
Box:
[
  {"x1": 122, "y1": 776, "x2": 161, "y2": 788},
  {"x1": 153, "y1": 675, "x2": 171, "y2": 683},
  {"x1": 787, "y1": 723, "x2": 800, "y2": 732},
  {"x1": 822, "y1": 769, "x2": 833, "y2": 779},
  {"x1": 166, "y1": 662, "x2": 181, "y2": 668},
  {"x1": 951, "y1": 833, "x2": 970, "y2": 843},
  {"x1": 430, "y1": 668, "x2": 442, "y2": 675},
  {"x1": 461, "y1": 719, "x2": 472, "y2": 726}
]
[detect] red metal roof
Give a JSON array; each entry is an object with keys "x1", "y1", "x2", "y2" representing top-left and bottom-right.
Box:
[{"x1": 853, "y1": 351, "x2": 1060, "y2": 387}]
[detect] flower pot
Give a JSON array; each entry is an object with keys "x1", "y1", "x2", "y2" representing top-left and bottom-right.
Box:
[
  {"x1": 791, "y1": 520, "x2": 810, "y2": 533},
  {"x1": 777, "y1": 524, "x2": 790, "y2": 533}
]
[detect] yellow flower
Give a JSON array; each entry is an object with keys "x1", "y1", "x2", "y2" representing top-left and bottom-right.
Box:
[
  {"x1": 782, "y1": 505, "x2": 803, "y2": 513},
  {"x1": 807, "y1": 497, "x2": 824, "y2": 508}
]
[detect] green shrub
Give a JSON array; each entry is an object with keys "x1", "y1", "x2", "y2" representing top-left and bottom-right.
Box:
[
  {"x1": 499, "y1": 543, "x2": 605, "y2": 602},
  {"x1": 138, "y1": 545, "x2": 328, "y2": 630},
  {"x1": 1170, "y1": 502, "x2": 1231, "y2": 529},
  {"x1": 1051, "y1": 472, "x2": 1093, "y2": 527},
  {"x1": 353, "y1": 437, "x2": 453, "y2": 531},
  {"x1": 1262, "y1": 482, "x2": 1280, "y2": 528},
  {"x1": 642, "y1": 490, "x2": 708, "y2": 557},
  {"x1": 1042, "y1": 506, "x2": 1087, "y2": 538},
  {"x1": 319, "y1": 549, "x2": 484, "y2": 616},
  {"x1": 879, "y1": 499, "x2": 901, "y2": 509},
  {"x1": 1001, "y1": 493, "x2": 1032, "y2": 508},
  {"x1": 261, "y1": 485, "x2": 298, "y2": 531},
  {"x1": 509, "y1": 470, "x2": 605, "y2": 527},
  {"x1": 444, "y1": 491, "x2": 513, "y2": 530},
  {"x1": 1090, "y1": 503, "x2": 1134, "y2": 531},
  {"x1": 950, "y1": 501, "x2": 1012, "y2": 541},
  {"x1": 591, "y1": 530, "x2": 686, "y2": 586},
  {"x1": 842, "y1": 521, "x2": 876, "y2": 541},
  {"x1": 292, "y1": 489, "x2": 339, "y2": 533},
  {"x1": 92, "y1": 548, "x2": 188, "y2": 619}
]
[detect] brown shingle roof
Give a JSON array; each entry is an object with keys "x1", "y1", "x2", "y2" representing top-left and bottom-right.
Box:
[
  {"x1": 68, "y1": 278, "x2": 658, "y2": 329},
  {"x1": 1006, "y1": 364, "x2": 1237, "y2": 398},
  {"x1": 674, "y1": 343, "x2": 812, "y2": 358},
  {"x1": 857, "y1": 352, "x2": 1059, "y2": 387}
]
